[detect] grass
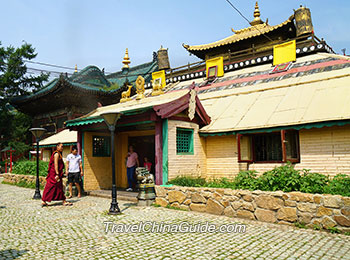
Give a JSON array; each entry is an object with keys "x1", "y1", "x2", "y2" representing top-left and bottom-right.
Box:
[
  {"x1": 294, "y1": 221, "x2": 307, "y2": 229},
  {"x1": 327, "y1": 227, "x2": 341, "y2": 234},
  {"x1": 165, "y1": 204, "x2": 188, "y2": 211},
  {"x1": 2, "y1": 180, "x2": 44, "y2": 190}
]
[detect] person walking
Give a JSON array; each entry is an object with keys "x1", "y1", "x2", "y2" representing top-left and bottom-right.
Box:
[
  {"x1": 125, "y1": 145, "x2": 139, "y2": 192},
  {"x1": 42, "y1": 143, "x2": 72, "y2": 207},
  {"x1": 66, "y1": 146, "x2": 83, "y2": 198}
]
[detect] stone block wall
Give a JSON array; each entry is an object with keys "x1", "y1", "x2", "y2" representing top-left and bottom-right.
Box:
[
  {"x1": 2, "y1": 173, "x2": 47, "y2": 186},
  {"x1": 155, "y1": 185, "x2": 350, "y2": 232}
]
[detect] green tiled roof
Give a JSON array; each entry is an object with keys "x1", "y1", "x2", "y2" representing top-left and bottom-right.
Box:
[
  {"x1": 106, "y1": 60, "x2": 158, "y2": 87},
  {"x1": 11, "y1": 57, "x2": 159, "y2": 104}
]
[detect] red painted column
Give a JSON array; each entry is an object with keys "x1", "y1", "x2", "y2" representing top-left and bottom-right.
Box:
[
  {"x1": 77, "y1": 131, "x2": 82, "y2": 155},
  {"x1": 155, "y1": 118, "x2": 163, "y2": 185},
  {"x1": 10, "y1": 149, "x2": 13, "y2": 172}
]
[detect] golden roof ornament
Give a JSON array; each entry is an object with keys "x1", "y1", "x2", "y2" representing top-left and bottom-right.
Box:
[
  {"x1": 135, "y1": 75, "x2": 145, "y2": 100},
  {"x1": 250, "y1": 1, "x2": 263, "y2": 26},
  {"x1": 74, "y1": 64, "x2": 78, "y2": 73},
  {"x1": 151, "y1": 79, "x2": 164, "y2": 96},
  {"x1": 122, "y1": 48, "x2": 131, "y2": 69},
  {"x1": 120, "y1": 84, "x2": 133, "y2": 103}
]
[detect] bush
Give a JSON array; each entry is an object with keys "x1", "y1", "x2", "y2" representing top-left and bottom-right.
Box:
[
  {"x1": 232, "y1": 171, "x2": 258, "y2": 190},
  {"x1": 167, "y1": 164, "x2": 350, "y2": 197},
  {"x1": 257, "y1": 163, "x2": 301, "y2": 192},
  {"x1": 324, "y1": 174, "x2": 350, "y2": 197},
  {"x1": 12, "y1": 160, "x2": 49, "y2": 177},
  {"x1": 167, "y1": 176, "x2": 207, "y2": 187},
  {"x1": 299, "y1": 171, "x2": 329, "y2": 194},
  {"x1": 206, "y1": 178, "x2": 236, "y2": 189}
]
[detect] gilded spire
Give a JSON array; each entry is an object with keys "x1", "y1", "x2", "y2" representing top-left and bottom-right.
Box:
[
  {"x1": 74, "y1": 64, "x2": 78, "y2": 73},
  {"x1": 122, "y1": 48, "x2": 131, "y2": 69},
  {"x1": 250, "y1": 1, "x2": 263, "y2": 26}
]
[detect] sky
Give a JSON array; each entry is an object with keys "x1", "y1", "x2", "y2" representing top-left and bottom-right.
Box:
[{"x1": 1, "y1": 0, "x2": 349, "y2": 79}]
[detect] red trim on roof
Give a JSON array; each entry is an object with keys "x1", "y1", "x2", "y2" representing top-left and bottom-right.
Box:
[
  {"x1": 199, "y1": 58, "x2": 350, "y2": 91},
  {"x1": 153, "y1": 84, "x2": 211, "y2": 126}
]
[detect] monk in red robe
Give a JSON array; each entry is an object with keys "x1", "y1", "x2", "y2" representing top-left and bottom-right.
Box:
[{"x1": 42, "y1": 143, "x2": 72, "y2": 207}]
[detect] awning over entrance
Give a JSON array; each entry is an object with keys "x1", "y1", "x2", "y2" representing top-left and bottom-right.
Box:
[{"x1": 66, "y1": 86, "x2": 211, "y2": 128}]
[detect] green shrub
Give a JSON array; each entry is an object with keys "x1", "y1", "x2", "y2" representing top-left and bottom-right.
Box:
[
  {"x1": 324, "y1": 174, "x2": 350, "y2": 197},
  {"x1": 167, "y1": 176, "x2": 207, "y2": 187},
  {"x1": 299, "y1": 171, "x2": 329, "y2": 194},
  {"x1": 257, "y1": 163, "x2": 301, "y2": 192},
  {"x1": 166, "y1": 164, "x2": 350, "y2": 197},
  {"x1": 12, "y1": 160, "x2": 49, "y2": 177},
  {"x1": 232, "y1": 171, "x2": 258, "y2": 190},
  {"x1": 206, "y1": 178, "x2": 236, "y2": 189}
]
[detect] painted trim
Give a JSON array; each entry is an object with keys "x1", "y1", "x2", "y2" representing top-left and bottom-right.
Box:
[
  {"x1": 199, "y1": 119, "x2": 350, "y2": 136},
  {"x1": 39, "y1": 142, "x2": 76, "y2": 148},
  {"x1": 162, "y1": 119, "x2": 168, "y2": 185}
]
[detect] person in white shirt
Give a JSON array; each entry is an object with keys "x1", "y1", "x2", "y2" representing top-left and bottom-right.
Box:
[{"x1": 65, "y1": 146, "x2": 83, "y2": 198}]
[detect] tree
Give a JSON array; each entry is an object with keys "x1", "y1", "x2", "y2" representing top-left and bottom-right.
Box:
[{"x1": 0, "y1": 41, "x2": 49, "y2": 156}]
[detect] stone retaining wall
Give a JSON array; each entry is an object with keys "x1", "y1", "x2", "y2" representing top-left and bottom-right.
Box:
[
  {"x1": 155, "y1": 185, "x2": 350, "y2": 232},
  {"x1": 2, "y1": 173, "x2": 46, "y2": 186}
]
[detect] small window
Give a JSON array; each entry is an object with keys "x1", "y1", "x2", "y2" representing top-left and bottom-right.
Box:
[
  {"x1": 237, "y1": 130, "x2": 300, "y2": 163},
  {"x1": 176, "y1": 128, "x2": 194, "y2": 155},
  {"x1": 93, "y1": 136, "x2": 111, "y2": 157},
  {"x1": 207, "y1": 66, "x2": 217, "y2": 78}
]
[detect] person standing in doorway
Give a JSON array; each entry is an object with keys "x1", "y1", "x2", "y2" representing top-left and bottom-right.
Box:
[
  {"x1": 66, "y1": 146, "x2": 83, "y2": 198},
  {"x1": 126, "y1": 145, "x2": 139, "y2": 192}
]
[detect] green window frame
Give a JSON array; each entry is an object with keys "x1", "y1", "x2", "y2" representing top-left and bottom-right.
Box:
[
  {"x1": 92, "y1": 136, "x2": 111, "y2": 157},
  {"x1": 176, "y1": 128, "x2": 194, "y2": 155}
]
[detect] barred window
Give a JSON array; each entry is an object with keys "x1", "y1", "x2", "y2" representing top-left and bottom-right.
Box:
[
  {"x1": 237, "y1": 130, "x2": 299, "y2": 163},
  {"x1": 176, "y1": 128, "x2": 194, "y2": 154},
  {"x1": 92, "y1": 136, "x2": 111, "y2": 157}
]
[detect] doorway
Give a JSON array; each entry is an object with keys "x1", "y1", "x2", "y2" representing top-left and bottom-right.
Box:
[{"x1": 128, "y1": 135, "x2": 155, "y2": 174}]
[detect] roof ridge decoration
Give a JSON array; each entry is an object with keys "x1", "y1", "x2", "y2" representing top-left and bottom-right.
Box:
[
  {"x1": 250, "y1": 1, "x2": 264, "y2": 26},
  {"x1": 183, "y1": 2, "x2": 295, "y2": 55},
  {"x1": 122, "y1": 48, "x2": 131, "y2": 69}
]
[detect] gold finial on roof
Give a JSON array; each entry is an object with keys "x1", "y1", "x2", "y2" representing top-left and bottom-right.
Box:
[
  {"x1": 122, "y1": 48, "x2": 131, "y2": 69},
  {"x1": 250, "y1": 1, "x2": 263, "y2": 26},
  {"x1": 74, "y1": 64, "x2": 78, "y2": 73}
]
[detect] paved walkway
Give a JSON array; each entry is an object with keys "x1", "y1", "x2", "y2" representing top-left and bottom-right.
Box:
[{"x1": 0, "y1": 183, "x2": 349, "y2": 260}]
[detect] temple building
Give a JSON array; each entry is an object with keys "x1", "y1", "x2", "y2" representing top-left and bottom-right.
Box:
[
  {"x1": 65, "y1": 3, "x2": 350, "y2": 192},
  {"x1": 10, "y1": 49, "x2": 159, "y2": 135}
]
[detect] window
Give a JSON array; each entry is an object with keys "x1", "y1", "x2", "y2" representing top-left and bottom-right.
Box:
[
  {"x1": 254, "y1": 132, "x2": 282, "y2": 162},
  {"x1": 92, "y1": 136, "x2": 111, "y2": 157},
  {"x1": 176, "y1": 128, "x2": 194, "y2": 154},
  {"x1": 207, "y1": 66, "x2": 217, "y2": 78},
  {"x1": 237, "y1": 130, "x2": 299, "y2": 163}
]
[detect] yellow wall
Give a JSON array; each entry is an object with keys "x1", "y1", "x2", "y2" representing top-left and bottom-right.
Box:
[
  {"x1": 83, "y1": 130, "x2": 154, "y2": 191},
  {"x1": 42, "y1": 146, "x2": 71, "y2": 162},
  {"x1": 42, "y1": 149, "x2": 51, "y2": 162},
  {"x1": 204, "y1": 126, "x2": 350, "y2": 178},
  {"x1": 206, "y1": 135, "x2": 247, "y2": 179},
  {"x1": 167, "y1": 120, "x2": 207, "y2": 180},
  {"x1": 83, "y1": 131, "x2": 112, "y2": 191}
]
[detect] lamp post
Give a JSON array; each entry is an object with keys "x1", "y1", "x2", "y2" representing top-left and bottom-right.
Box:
[
  {"x1": 101, "y1": 112, "x2": 122, "y2": 215},
  {"x1": 29, "y1": 128, "x2": 47, "y2": 200}
]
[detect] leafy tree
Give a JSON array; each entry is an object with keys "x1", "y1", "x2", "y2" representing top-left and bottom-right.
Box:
[
  {"x1": 0, "y1": 41, "x2": 49, "y2": 156},
  {"x1": 0, "y1": 41, "x2": 48, "y2": 98}
]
